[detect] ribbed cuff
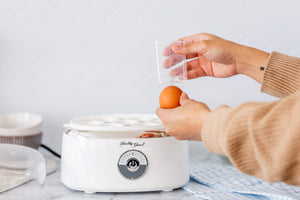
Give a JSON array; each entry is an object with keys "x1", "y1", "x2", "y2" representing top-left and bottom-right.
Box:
[
  {"x1": 202, "y1": 105, "x2": 231, "y2": 156},
  {"x1": 261, "y1": 51, "x2": 300, "y2": 98}
]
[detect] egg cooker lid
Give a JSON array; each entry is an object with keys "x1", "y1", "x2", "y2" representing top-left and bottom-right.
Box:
[{"x1": 64, "y1": 114, "x2": 164, "y2": 132}]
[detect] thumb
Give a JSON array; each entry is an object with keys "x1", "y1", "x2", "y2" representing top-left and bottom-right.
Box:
[
  {"x1": 172, "y1": 41, "x2": 210, "y2": 55},
  {"x1": 156, "y1": 107, "x2": 172, "y2": 124},
  {"x1": 156, "y1": 107, "x2": 164, "y2": 118},
  {"x1": 180, "y1": 93, "x2": 190, "y2": 106},
  {"x1": 156, "y1": 107, "x2": 169, "y2": 118}
]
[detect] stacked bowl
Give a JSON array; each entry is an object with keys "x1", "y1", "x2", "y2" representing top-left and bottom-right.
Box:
[{"x1": 0, "y1": 113, "x2": 43, "y2": 149}]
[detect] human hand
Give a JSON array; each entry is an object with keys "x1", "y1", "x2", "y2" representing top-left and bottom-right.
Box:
[
  {"x1": 163, "y1": 33, "x2": 270, "y2": 83},
  {"x1": 156, "y1": 93, "x2": 211, "y2": 141}
]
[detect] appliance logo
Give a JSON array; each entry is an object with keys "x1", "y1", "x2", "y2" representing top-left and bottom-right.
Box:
[{"x1": 120, "y1": 141, "x2": 145, "y2": 148}]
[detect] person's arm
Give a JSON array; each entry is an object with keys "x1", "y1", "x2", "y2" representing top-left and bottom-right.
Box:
[
  {"x1": 261, "y1": 51, "x2": 300, "y2": 98},
  {"x1": 157, "y1": 33, "x2": 300, "y2": 185},
  {"x1": 157, "y1": 89, "x2": 300, "y2": 185},
  {"x1": 202, "y1": 91, "x2": 300, "y2": 186},
  {"x1": 167, "y1": 33, "x2": 270, "y2": 84},
  {"x1": 201, "y1": 53, "x2": 300, "y2": 185},
  {"x1": 168, "y1": 33, "x2": 300, "y2": 97}
]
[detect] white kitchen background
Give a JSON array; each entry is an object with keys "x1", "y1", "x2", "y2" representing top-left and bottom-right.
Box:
[{"x1": 0, "y1": 0, "x2": 299, "y2": 155}]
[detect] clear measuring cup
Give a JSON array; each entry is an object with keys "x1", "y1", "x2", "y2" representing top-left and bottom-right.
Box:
[
  {"x1": 155, "y1": 40, "x2": 187, "y2": 87},
  {"x1": 0, "y1": 144, "x2": 46, "y2": 200}
]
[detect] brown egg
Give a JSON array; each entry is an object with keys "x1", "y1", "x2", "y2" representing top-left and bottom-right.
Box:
[{"x1": 159, "y1": 86, "x2": 183, "y2": 109}]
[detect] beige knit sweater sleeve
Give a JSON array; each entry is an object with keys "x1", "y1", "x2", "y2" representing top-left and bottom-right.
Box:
[{"x1": 202, "y1": 51, "x2": 300, "y2": 186}]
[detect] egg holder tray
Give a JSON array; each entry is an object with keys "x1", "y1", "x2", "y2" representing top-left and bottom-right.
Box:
[{"x1": 63, "y1": 114, "x2": 165, "y2": 137}]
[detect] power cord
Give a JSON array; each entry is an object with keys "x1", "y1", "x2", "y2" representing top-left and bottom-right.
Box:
[{"x1": 40, "y1": 144, "x2": 61, "y2": 159}]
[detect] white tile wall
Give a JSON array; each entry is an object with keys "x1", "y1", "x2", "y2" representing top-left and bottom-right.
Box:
[{"x1": 0, "y1": 0, "x2": 299, "y2": 154}]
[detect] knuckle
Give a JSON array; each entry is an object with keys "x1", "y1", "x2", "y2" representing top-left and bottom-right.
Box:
[
  {"x1": 181, "y1": 45, "x2": 189, "y2": 54},
  {"x1": 189, "y1": 99, "x2": 196, "y2": 103},
  {"x1": 200, "y1": 40, "x2": 210, "y2": 49},
  {"x1": 165, "y1": 127, "x2": 174, "y2": 135},
  {"x1": 199, "y1": 32, "x2": 217, "y2": 40}
]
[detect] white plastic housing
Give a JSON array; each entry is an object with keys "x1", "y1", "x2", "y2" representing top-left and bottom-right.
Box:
[{"x1": 61, "y1": 131, "x2": 189, "y2": 193}]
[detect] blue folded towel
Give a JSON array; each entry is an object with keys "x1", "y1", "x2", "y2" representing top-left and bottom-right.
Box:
[{"x1": 183, "y1": 161, "x2": 300, "y2": 200}]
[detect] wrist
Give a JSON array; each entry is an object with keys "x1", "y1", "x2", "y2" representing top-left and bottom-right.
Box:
[
  {"x1": 235, "y1": 44, "x2": 270, "y2": 83},
  {"x1": 197, "y1": 105, "x2": 211, "y2": 141},
  {"x1": 202, "y1": 105, "x2": 231, "y2": 155}
]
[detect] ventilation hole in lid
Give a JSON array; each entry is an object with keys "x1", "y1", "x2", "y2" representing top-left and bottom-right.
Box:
[
  {"x1": 95, "y1": 123, "x2": 105, "y2": 127},
  {"x1": 116, "y1": 117, "x2": 125, "y2": 121},
  {"x1": 91, "y1": 121, "x2": 104, "y2": 125},
  {"x1": 112, "y1": 123, "x2": 125, "y2": 127},
  {"x1": 98, "y1": 124, "x2": 109, "y2": 126},
  {"x1": 104, "y1": 117, "x2": 118, "y2": 122},
  {"x1": 146, "y1": 117, "x2": 159, "y2": 121},
  {"x1": 134, "y1": 123, "x2": 144, "y2": 126},
  {"x1": 113, "y1": 120, "x2": 129, "y2": 124},
  {"x1": 129, "y1": 118, "x2": 140, "y2": 121},
  {"x1": 123, "y1": 120, "x2": 138, "y2": 124},
  {"x1": 147, "y1": 123, "x2": 161, "y2": 126}
]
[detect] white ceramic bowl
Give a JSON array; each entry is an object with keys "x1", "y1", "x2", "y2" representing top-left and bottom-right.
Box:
[{"x1": 0, "y1": 113, "x2": 43, "y2": 149}]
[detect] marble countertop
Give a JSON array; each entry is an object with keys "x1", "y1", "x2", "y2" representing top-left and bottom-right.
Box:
[
  {"x1": 2, "y1": 143, "x2": 228, "y2": 200},
  {"x1": 42, "y1": 167, "x2": 199, "y2": 200}
]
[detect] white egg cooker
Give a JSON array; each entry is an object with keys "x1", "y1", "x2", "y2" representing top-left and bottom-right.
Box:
[{"x1": 61, "y1": 114, "x2": 189, "y2": 193}]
